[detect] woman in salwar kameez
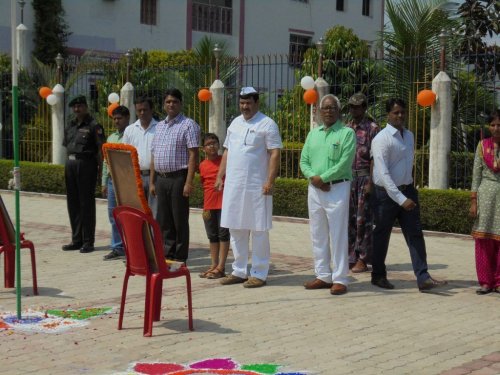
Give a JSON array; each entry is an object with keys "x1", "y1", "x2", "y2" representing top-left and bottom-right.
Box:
[{"x1": 469, "y1": 109, "x2": 500, "y2": 294}]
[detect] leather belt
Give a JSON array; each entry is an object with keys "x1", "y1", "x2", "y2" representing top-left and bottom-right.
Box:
[
  {"x1": 68, "y1": 154, "x2": 94, "y2": 160},
  {"x1": 140, "y1": 170, "x2": 150, "y2": 176},
  {"x1": 329, "y1": 179, "x2": 349, "y2": 185},
  {"x1": 156, "y1": 169, "x2": 188, "y2": 178},
  {"x1": 352, "y1": 169, "x2": 370, "y2": 177},
  {"x1": 375, "y1": 184, "x2": 412, "y2": 192}
]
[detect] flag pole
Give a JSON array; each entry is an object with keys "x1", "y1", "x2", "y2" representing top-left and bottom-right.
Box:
[{"x1": 11, "y1": 0, "x2": 22, "y2": 319}]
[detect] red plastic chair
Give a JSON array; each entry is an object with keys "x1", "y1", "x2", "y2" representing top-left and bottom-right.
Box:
[
  {"x1": 113, "y1": 206, "x2": 193, "y2": 337},
  {"x1": 0, "y1": 195, "x2": 38, "y2": 295}
]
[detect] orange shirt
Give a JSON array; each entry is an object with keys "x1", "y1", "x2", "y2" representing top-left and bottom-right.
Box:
[{"x1": 199, "y1": 156, "x2": 224, "y2": 210}]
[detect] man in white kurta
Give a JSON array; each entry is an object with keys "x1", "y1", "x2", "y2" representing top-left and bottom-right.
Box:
[{"x1": 216, "y1": 87, "x2": 282, "y2": 288}]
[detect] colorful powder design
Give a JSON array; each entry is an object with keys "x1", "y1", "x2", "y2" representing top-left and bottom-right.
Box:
[
  {"x1": 0, "y1": 307, "x2": 112, "y2": 333},
  {"x1": 126, "y1": 358, "x2": 307, "y2": 375}
]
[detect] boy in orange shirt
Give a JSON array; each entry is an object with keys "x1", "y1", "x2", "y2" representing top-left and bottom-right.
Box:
[{"x1": 199, "y1": 133, "x2": 230, "y2": 279}]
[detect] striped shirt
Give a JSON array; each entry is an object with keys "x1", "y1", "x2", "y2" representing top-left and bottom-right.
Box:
[{"x1": 151, "y1": 113, "x2": 200, "y2": 173}]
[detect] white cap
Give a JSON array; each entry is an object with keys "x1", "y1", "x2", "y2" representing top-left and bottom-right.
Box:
[{"x1": 240, "y1": 86, "x2": 258, "y2": 96}]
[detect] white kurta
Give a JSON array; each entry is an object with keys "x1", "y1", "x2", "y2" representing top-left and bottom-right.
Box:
[{"x1": 221, "y1": 112, "x2": 282, "y2": 231}]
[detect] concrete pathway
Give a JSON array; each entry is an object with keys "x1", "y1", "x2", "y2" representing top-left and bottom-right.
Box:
[{"x1": 0, "y1": 191, "x2": 498, "y2": 375}]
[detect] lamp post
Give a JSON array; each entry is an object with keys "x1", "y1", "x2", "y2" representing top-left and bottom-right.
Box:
[
  {"x1": 316, "y1": 37, "x2": 325, "y2": 78},
  {"x1": 439, "y1": 29, "x2": 448, "y2": 72},
  {"x1": 213, "y1": 43, "x2": 222, "y2": 80},
  {"x1": 55, "y1": 53, "x2": 64, "y2": 84},
  {"x1": 18, "y1": 0, "x2": 25, "y2": 23},
  {"x1": 125, "y1": 50, "x2": 132, "y2": 82}
]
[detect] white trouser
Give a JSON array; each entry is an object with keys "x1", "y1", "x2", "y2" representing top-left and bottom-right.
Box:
[
  {"x1": 230, "y1": 229, "x2": 270, "y2": 281},
  {"x1": 308, "y1": 181, "x2": 350, "y2": 285}
]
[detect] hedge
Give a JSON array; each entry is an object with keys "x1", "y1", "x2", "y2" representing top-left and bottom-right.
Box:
[{"x1": 0, "y1": 159, "x2": 473, "y2": 235}]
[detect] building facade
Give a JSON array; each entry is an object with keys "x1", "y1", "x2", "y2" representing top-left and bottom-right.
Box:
[{"x1": 1, "y1": 0, "x2": 384, "y2": 60}]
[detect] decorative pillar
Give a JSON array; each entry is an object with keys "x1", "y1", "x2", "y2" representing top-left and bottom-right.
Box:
[
  {"x1": 51, "y1": 84, "x2": 66, "y2": 164},
  {"x1": 120, "y1": 82, "x2": 135, "y2": 122}
]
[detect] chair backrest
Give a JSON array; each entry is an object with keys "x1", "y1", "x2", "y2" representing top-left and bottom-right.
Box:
[
  {"x1": 113, "y1": 206, "x2": 170, "y2": 275},
  {"x1": 0, "y1": 195, "x2": 16, "y2": 247}
]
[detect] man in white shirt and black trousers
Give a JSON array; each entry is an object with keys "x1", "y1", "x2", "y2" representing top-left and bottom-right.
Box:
[{"x1": 370, "y1": 98, "x2": 447, "y2": 292}]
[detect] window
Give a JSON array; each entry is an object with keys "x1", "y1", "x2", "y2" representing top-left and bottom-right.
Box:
[
  {"x1": 336, "y1": 0, "x2": 344, "y2": 11},
  {"x1": 140, "y1": 0, "x2": 157, "y2": 25},
  {"x1": 362, "y1": 0, "x2": 370, "y2": 16},
  {"x1": 289, "y1": 34, "x2": 312, "y2": 66},
  {"x1": 192, "y1": 0, "x2": 233, "y2": 35}
]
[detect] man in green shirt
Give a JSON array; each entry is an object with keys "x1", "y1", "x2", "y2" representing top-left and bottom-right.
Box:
[
  {"x1": 300, "y1": 94, "x2": 356, "y2": 295},
  {"x1": 102, "y1": 105, "x2": 130, "y2": 260}
]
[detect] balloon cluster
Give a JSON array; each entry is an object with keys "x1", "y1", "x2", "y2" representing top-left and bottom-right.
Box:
[
  {"x1": 300, "y1": 76, "x2": 318, "y2": 105},
  {"x1": 198, "y1": 88, "x2": 212, "y2": 102},
  {"x1": 39, "y1": 86, "x2": 59, "y2": 106},
  {"x1": 417, "y1": 89, "x2": 436, "y2": 107},
  {"x1": 107, "y1": 92, "x2": 120, "y2": 117}
]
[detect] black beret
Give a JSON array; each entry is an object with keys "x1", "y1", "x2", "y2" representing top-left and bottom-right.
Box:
[{"x1": 68, "y1": 95, "x2": 87, "y2": 107}]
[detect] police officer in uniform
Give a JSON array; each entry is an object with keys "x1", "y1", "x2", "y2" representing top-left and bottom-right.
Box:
[{"x1": 62, "y1": 95, "x2": 105, "y2": 253}]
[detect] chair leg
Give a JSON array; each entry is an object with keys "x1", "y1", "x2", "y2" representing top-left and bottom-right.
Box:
[
  {"x1": 144, "y1": 274, "x2": 156, "y2": 337},
  {"x1": 4, "y1": 247, "x2": 14, "y2": 288},
  {"x1": 118, "y1": 271, "x2": 130, "y2": 330},
  {"x1": 185, "y1": 273, "x2": 194, "y2": 331},
  {"x1": 153, "y1": 278, "x2": 163, "y2": 322},
  {"x1": 26, "y1": 242, "x2": 38, "y2": 296}
]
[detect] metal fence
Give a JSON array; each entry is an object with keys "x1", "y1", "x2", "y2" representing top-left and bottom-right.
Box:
[{"x1": 0, "y1": 47, "x2": 498, "y2": 189}]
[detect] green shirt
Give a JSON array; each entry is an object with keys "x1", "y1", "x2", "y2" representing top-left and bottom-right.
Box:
[
  {"x1": 101, "y1": 131, "x2": 123, "y2": 187},
  {"x1": 300, "y1": 120, "x2": 356, "y2": 182}
]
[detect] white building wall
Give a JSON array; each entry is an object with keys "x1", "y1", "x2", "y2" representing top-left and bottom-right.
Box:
[{"x1": 1, "y1": 0, "x2": 383, "y2": 57}]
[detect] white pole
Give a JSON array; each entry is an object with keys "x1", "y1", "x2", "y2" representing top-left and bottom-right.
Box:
[
  {"x1": 209, "y1": 79, "x2": 226, "y2": 151},
  {"x1": 51, "y1": 84, "x2": 66, "y2": 164}
]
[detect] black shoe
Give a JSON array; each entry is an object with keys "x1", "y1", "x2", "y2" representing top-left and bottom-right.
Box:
[
  {"x1": 371, "y1": 277, "x2": 395, "y2": 290},
  {"x1": 103, "y1": 250, "x2": 125, "y2": 261},
  {"x1": 418, "y1": 277, "x2": 447, "y2": 292},
  {"x1": 62, "y1": 242, "x2": 82, "y2": 251},
  {"x1": 80, "y1": 244, "x2": 95, "y2": 253}
]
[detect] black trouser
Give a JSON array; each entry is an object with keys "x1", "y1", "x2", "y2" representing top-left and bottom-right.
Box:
[
  {"x1": 64, "y1": 158, "x2": 97, "y2": 246},
  {"x1": 155, "y1": 169, "x2": 190, "y2": 261},
  {"x1": 371, "y1": 184, "x2": 430, "y2": 285}
]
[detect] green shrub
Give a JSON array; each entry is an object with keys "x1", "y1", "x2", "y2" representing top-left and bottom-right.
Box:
[{"x1": 0, "y1": 160, "x2": 474, "y2": 235}]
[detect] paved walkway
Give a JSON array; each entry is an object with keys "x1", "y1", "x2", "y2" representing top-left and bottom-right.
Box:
[{"x1": 0, "y1": 190, "x2": 499, "y2": 375}]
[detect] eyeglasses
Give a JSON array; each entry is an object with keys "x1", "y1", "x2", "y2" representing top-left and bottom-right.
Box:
[{"x1": 320, "y1": 107, "x2": 338, "y2": 112}]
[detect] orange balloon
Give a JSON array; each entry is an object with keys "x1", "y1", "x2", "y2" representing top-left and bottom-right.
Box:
[
  {"x1": 417, "y1": 89, "x2": 436, "y2": 107},
  {"x1": 39, "y1": 86, "x2": 52, "y2": 99},
  {"x1": 303, "y1": 89, "x2": 318, "y2": 105},
  {"x1": 197, "y1": 89, "x2": 212, "y2": 102},
  {"x1": 107, "y1": 102, "x2": 119, "y2": 117}
]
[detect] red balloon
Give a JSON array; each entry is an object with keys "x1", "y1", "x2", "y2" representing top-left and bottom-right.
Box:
[
  {"x1": 197, "y1": 89, "x2": 212, "y2": 102},
  {"x1": 303, "y1": 89, "x2": 318, "y2": 105},
  {"x1": 39, "y1": 86, "x2": 52, "y2": 99},
  {"x1": 107, "y1": 102, "x2": 119, "y2": 117},
  {"x1": 417, "y1": 89, "x2": 436, "y2": 107}
]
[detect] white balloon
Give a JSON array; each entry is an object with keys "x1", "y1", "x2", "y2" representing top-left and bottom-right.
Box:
[
  {"x1": 108, "y1": 92, "x2": 120, "y2": 104},
  {"x1": 46, "y1": 94, "x2": 59, "y2": 106},
  {"x1": 300, "y1": 76, "x2": 315, "y2": 90}
]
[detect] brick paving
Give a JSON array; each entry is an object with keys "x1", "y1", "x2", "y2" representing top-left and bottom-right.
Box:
[{"x1": 0, "y1": 190, "x2": 499, "y2": 375}]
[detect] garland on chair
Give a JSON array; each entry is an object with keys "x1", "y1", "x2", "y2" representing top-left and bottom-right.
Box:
[{"x1": 102, "y1": 143, "x2": 152, "y2": 217}]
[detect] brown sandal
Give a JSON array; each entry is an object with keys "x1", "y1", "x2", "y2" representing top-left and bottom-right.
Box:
[
  {"x1": 199, "y1": 266, "x2": 216, "y2": 278},
  {"x1": 206, "y1": 267, "x2": 225, "y2": 279}
]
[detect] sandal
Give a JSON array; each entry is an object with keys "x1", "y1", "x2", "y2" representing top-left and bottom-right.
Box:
[
  {"x1": 199, "y1": 266, "x2": 216, "y2": 278},
  {"x1": 476, "y1": 286, "x2": 493, "y2": 295},
  {"x1": 206, "y1": 267, "x2": 225, "y2": 279},
  {"x1": 494, "y1": 287, "x2": 500, "y2": 294}
]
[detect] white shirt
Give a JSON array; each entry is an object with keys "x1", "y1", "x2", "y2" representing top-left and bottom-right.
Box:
[
  {"x1": 372, "y1": 124, "x2": 414, "y2": 206},
  {"x1": 220, "y1": 112, "x2": 282, "y2": 231},
  {"x1": 122, "y1": 118, "x2": 158, "y2": 171}
]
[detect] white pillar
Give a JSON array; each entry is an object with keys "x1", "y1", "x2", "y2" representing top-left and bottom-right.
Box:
[
  {"x1": 120, "y1": 82, "x2": 135, "y2": 122},
  {"x1": 429, "y1": 71, "x2": 452, "y2": 189},
  {"x1": 209, "y1": 79, "x2": 225, "y2": 150},
  {"x1": 16, "y1": 23, "x2": 28, "y2": 70},
  {"x1": 51, "y1": 84, "x2": 66, "y2": 165},
  {"x1": 312, "y1": 77, "x2": 329, "y2": 129}
]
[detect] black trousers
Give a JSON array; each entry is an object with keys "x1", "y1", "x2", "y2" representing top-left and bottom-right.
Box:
[
  {"x1": 64, "y1": 158, "x2": 97, "y2": 246},
  {"x1": 371, "y1": 184, "x2": 430, "y2": 285},
  {"x1": 155, "y1": 170, "x2": 190, "y2": 261}
]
